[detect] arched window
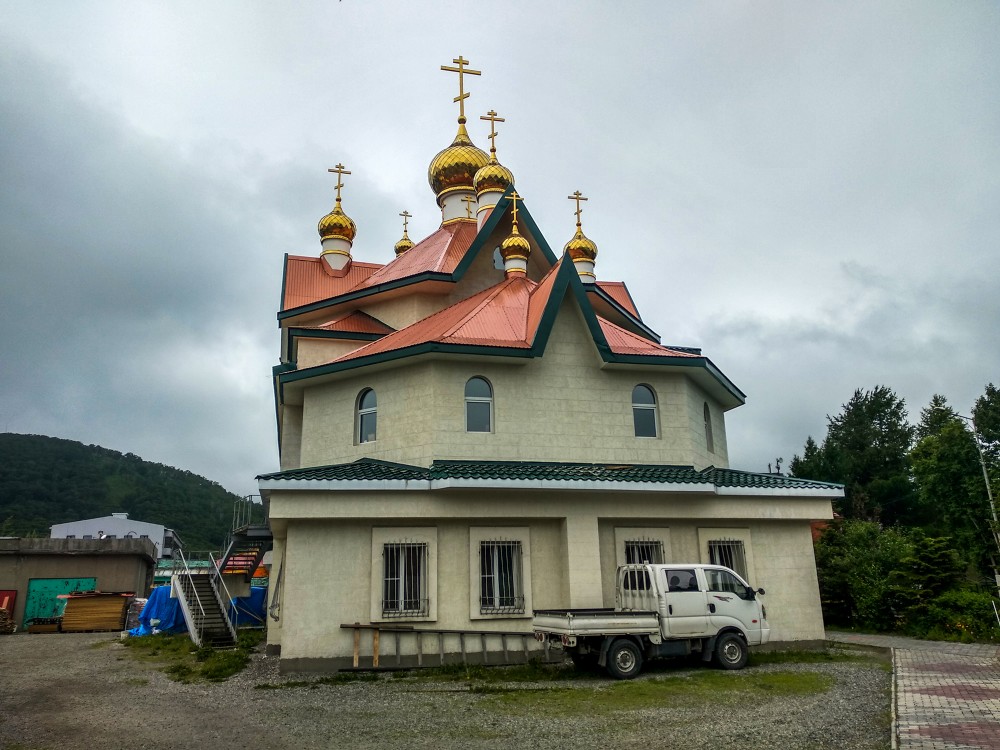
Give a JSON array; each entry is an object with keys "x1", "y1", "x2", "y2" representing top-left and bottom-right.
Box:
[
  {"x1": 357, "y1": 388, "x2": 377, "y2": 443},
  {"x1": 465, "y1": 377, "x2": 493, "y2": 432},
  {"x1": 632, "y1": 384, "x2": 657, "y2": 438},
  {"x1": 704, "y1": 402, "x2": 714, "y2": 453}
]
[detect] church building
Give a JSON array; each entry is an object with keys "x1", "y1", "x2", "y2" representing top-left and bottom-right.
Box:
[{"x1": 257, "y1": 57, "x2": 841, "y2": 673}]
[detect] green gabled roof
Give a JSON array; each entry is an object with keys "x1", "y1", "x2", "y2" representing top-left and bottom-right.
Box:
[{"x1": 257, "y1": 458, "x2": 843, "y2": 493}]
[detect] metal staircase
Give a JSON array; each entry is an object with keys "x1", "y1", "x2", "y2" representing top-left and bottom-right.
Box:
[{"x1": 172, "y1": 495, "x2": 272, "y2": 649}]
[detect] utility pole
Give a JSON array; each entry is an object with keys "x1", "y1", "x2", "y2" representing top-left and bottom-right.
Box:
[{"x1": 960, "y1": 414, "x2": 1000, "y2": 601}]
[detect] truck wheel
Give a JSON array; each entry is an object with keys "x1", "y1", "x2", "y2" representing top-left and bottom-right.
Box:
[
  {"x1": 713, "y1": 633, "x2": 748, "y2": 670},
  {"x1": 606, "y1": 639, "x2": 643, "y2": 680}
]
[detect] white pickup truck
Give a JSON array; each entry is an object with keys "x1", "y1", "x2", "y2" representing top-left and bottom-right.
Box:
[{"x1": 532, "y1": 563, "x2": 769, "y2": 679}]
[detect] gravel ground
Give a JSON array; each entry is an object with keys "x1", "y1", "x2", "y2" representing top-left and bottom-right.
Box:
[{"x1": 0, "y1": 632, "x2": 891, "y2": 750}]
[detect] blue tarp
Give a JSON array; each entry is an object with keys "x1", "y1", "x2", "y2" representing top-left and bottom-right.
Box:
[
  {"x1": 128, "y1": 585, "x2": 188, "y2": 636},
  {"x1": 228, "y1": 586, "x2": 267, "y2": 626}
]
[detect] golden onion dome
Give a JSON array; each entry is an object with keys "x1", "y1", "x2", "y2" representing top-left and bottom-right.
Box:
[
  {"x1": 474, "y1": 156, "x2": 514, "y2": 195},
  {"x1": 393, "y1": 232, "x2": 414, "y2": 256},
  {"x1": 564, "y1": 226, "x2": 598, "y2": 262},
  {"x1": 428, "y1": 121, "x2": 490, "y2": 201},
  {"x1": 317, "y1": 201, "x2": 356, "y2": 243},
  {"x1": 500, "y1": 225, "x2": 531, "y2": 260}
]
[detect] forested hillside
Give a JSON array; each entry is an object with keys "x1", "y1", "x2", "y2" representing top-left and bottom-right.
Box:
[{"x1": 0, "y1": 433, "x2": 240, "y2": 550}]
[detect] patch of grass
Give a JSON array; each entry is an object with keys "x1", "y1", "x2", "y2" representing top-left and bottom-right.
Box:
[
  {"x1": 749, "y1": 647, "x2": 878, "y2": 665},
  {"x1": 254, "y1": 671, "x2": 382, "y2": 690},
  {"x1": 393, "y1": 659, "x2": 583, "y2": 684},
  {"x1": 120, "y1": 629, "x2": 262, "y2": 683},
  {"x1": 477, "y1": 670, "x2": 835, "y2": 717}
]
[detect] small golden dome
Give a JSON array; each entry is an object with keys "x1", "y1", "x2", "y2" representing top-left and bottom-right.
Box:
[
  {"x1": 500, "y1": 225, "x2": 530, "y2": 260},
  {"x1": 428, "y1": 121, "x2": 489, "y2": 202},
  {"x1": 474, "y1": 157, "x2": 514, "y2": 195},
  {"x1": 394, "y1": 232, "x2": 414, "y2": 256},
  {"x1": 564, "y1": 227, "x2": 598, "y2": 262},
  {"x1": 318, "y1": 201, "x2": 356, "y2": 243}
]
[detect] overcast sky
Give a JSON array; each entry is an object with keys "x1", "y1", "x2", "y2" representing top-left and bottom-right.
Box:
[{"x1": 2, "y1": 1, "x2": 998, "y2": 497}]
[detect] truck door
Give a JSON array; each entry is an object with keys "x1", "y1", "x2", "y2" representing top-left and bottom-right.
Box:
[
  {"x1": 704, "y1": 567, "x2": 763, "y2": 642},
  {"x1": 660, "y1": 568, "x2": 709, "y2": 635}
]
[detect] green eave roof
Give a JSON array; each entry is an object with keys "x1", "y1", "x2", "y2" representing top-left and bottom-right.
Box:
[{"x1": 257, "y1": 458, "x2": 843, "y2": 494}]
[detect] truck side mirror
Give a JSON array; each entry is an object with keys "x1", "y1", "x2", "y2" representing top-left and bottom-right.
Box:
[{"x1": 756, "y1": 588, "x2": 765, "y2": 596}]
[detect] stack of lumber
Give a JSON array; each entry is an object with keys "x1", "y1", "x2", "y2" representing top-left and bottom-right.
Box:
[{"x1": 60, "y1": 592, "x2": 133, "y2": 632}]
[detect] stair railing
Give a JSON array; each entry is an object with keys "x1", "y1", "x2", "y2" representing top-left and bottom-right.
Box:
[
  {"x1": 173, "y1": 547, "x2": 207, "y2": 647},
  {"x1": 210, "y1": 552, "x2": 239, "y2": 647}
]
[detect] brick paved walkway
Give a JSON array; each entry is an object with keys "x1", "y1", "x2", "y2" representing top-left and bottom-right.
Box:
[{"x1": 828, "y1": 631, "x2": 1000, "y2": 749}]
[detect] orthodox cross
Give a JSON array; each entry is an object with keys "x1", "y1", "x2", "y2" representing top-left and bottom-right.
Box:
[
  {"x1": 441, "y1": 56, "x2": 481, "y2": 122},
  {"x1": 399, "y1": 210, "x2": 411, "y2": 234},
  {"x1": 480, "y1": 109, "x2": 505, "y2": 154},
  {"x1": 508, "y1": 190, "x2": 521, "y2": 227},
  {"x1": 461, "y1": 195, "x2": 476, "y2": 219},
  {"x1": 328, "y1": 163, "x2": 351, "y2": 203},
  {"x1": 568, "y1": 190, "x2": 587, "y2": 227}
]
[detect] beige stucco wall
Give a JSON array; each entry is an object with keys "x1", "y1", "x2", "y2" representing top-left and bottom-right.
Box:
[
  {"x1": 267, "y1": 486, "x2": 832, "y2": 666},
  {"x1": 293, "y1": 299, "x2": 730, "y2": 471}
]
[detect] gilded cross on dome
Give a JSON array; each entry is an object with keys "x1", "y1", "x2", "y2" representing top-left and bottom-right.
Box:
[
  {"x1": 480, "y1": 109, "x2": 505, "y2": 155},
  {"x1": 508, "y1": 190, "x2": 521, "y2": 226},
  {"x1": 461, "y1": 195, "x2": 476, "y2": 219},
  {"x1": 440, "y1": 56, "x2": 481, "y2": 123},
  {"x1": 328, "y1": 163, "x2": 351, "y2": 203},
  {"x1": 568, "y1": 190, "x2": 588, "y2": 227},
  {"x1": 399, "y1": 210, "x2": 411, "y2": 233}
]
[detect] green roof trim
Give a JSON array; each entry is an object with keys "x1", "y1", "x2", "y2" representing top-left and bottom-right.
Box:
[{"x1": 257, "y1": 458, "x2": 843, "y2": 492}]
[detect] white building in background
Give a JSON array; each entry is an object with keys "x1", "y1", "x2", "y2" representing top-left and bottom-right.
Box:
[{"x1": 50, "y1": 513, "x2": 180, "y2": 559}]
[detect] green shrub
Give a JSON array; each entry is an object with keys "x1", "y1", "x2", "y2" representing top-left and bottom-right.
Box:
[{"x1": 917, "y1": 590, "x2": 1000, "y2": 642}]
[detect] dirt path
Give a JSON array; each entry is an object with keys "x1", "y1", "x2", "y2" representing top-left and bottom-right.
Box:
[{"x1": 1, "y1": 632, "x2": 891, "y2": 750}]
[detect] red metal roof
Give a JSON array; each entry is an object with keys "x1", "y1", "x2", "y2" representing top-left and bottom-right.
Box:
[
  {"x1": 595, "y1": 281, "x2": 640, "y2": 317},
  {"x1": 334, "y1": 276, "x2": 540, "y2": 363},
  {"x1": 311, "y1": 310, "x2": 395, "y2": 335},
  {"x1": 598, "y1": 318, "x2": 700, "y2": 358},
  {"x1": 283, "y1": 256, "x2": 382, "y2": 311},
  {"x1": 351, "y1": 222, "x2": 478, "y2": 291}
]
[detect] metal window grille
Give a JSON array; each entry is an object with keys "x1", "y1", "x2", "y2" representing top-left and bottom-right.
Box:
[
  {"x1": 382, "y1": 542, "x2": 428, "y2": 618},
  {"x1": 624, "y1": 538, "x2": 664, "y2": 565},
  {"x1": 708, "y1": 539, "x2": 747, "y2": 579},
  {"x1": 479, "y1": 540, "x2": 524, "y2": 614}
]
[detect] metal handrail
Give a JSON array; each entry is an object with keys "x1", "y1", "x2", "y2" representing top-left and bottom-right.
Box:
[
  {"x1": 209, "y1": 552, "x2": 239, "y2": 646},
  {"x1": 174, "y1": 548, "x2": 207, "y2": 647}
]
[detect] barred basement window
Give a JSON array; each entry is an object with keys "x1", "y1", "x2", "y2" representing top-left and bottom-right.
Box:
[
  {"x1": 480, "y1": 540, "x2": 524, "y2": 614},
  {"x1": 382, "y1": 542, "x2": 427, "y2": 618},
  {"x1": 708, "y1": 539, "x2": 748, "y2": 579},
  {"x1": 624, "y1": 538, "x2": 664, "y2": 565}
]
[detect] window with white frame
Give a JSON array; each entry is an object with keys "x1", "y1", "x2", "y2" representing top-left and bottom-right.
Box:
[
  {"x1": 624, "y1": 538, "x2": 665, "y2": 565},
  {"x1": 469, "y1": 527, "x2": 531, "y2": 619},
  {"x1": 371, "y1": 527, "x2": 437, "y2": 622},
  {"x1": 632, "y1": 384, "x2": 658, "y2": 437},
  {"x1": 381, "y1": 542, "x2": 428, "y2": 618},
  {"x1": 465, "y1": 377, "x2": 493, "y2": 433},
  {"x1": 356, "y1": 388, "x2": 377, "y2": 444},
  {"x1": 479, "y1": 540, "x2": 524, "y2": 614},
  {"x1": 704, "y1": 402, "x2": 715, "y2": 453},
  {"x1": 708, "y1": 539, "x2": 748, "y2": 579},
  {"x1": 614, "y1": 527, "x2": 671, "y2": 568}
]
